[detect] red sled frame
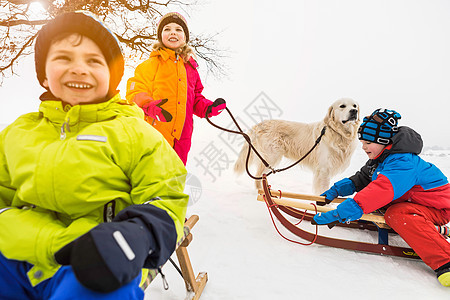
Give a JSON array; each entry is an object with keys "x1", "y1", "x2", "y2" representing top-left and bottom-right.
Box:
[{"x1": 259, "y1": 175, "x2": 421, "y2": 260}]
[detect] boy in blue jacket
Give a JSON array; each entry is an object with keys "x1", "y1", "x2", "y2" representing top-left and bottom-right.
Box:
[{"x1": 313, "y1": 108, "x2": 450, "y2": 286}]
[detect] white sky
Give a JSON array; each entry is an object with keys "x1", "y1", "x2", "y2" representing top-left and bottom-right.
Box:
[{"x1": 1, "y1": 0, "x2": 450, "y2": 147}]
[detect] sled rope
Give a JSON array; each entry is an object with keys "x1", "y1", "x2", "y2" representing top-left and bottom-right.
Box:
[
  {"x1": 169, "y1": 257, "x2": 184, "y2": 279},
  {"x1": 205, "y1": 107, "x2": 326, "y2": 180},
  {"x1": 269, "y1": 188, "x2": 306, "y2": 226},
  {"x1": 205, "y1": 106, "x2": 273, "y2": 179},
  {"x1": 262, "y1": 175, "x2": 318, "y2": 246}
]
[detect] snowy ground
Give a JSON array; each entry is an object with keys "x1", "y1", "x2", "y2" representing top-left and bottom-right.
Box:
[
  {"x1": 1, "y1": 122, "x2": 449, "y2": 300},
  {"x1": 145, "y1": 123, "x2": 450, "y2": 300}
]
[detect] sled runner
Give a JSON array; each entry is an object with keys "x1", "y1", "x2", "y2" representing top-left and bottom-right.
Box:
[
  {"x1": 257, "y1": 175, "x2": 421, "y2": 260},
  {"x1": 142, "y1": 215, "x2": 208, "y2": 299}
]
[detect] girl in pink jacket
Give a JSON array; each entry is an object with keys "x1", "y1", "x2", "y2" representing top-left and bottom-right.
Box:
[{"x1": 127, "y1": 12, "x2": 225, "y2": 165}]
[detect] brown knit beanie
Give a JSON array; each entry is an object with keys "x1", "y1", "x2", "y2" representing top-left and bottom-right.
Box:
[
  {"x1": 156, "y1": 12, "x2": 189, "y2": 44},
  {"x1": 34, "y1": 11, "x2": 124, "y2": 99}
]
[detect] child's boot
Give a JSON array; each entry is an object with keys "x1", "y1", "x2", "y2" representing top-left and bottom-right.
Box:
[{"x1": 435, "y1": 263, "x2": 450, "y2": 287}]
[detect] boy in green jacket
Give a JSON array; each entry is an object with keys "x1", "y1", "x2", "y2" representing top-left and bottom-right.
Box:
[{"x1": 0, "y1": 11, "x2": 188, "y2": 299}]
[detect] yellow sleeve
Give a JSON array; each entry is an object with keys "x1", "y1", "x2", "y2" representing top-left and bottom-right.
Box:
[
  {"x1": 125, "y1": 119, "x2": 188, "y2": 241},
  {"x1": 126, "y1": 58, "x2": 159, "y2": 107}
]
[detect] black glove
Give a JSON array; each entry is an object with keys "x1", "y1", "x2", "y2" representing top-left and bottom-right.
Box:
[
  {"x1": 55, "y1": 204, "x2": 177, "y2": 293},
  {"x1": 142, "y1": 98, "x2": 173, "y2": 122},
  {"x1": 206, "y1": 98, "x2": 226, "y2": 117}
]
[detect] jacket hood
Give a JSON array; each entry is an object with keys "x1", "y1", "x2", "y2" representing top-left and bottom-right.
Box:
[
  {"x1": 39, "y1": 93, "x2": 144, "y2": 127},
  {"x1": 372, "y1": 126, "x2": 422, "y2": 165},
  {"x1": 389, "y1": 126, "x2": 423, "y2": 155},
  {"x1": 150, "y1": 44, "x2": 196, "y2": 63}
]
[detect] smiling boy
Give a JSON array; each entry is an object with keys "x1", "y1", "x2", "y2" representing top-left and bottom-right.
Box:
[
  {"x1": 313, "y1": 108, "x2": 450, "y2": 287},
  {"x1": 0, "y1": 11, "x2": 188, "y2": 299},
  {"x1": 43, "y1": 34, "x2": 110, "y2": 105}
]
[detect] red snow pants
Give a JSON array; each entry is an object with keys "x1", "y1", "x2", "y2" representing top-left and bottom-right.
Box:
[{"x1": 385, "y1": 202, "x2": 450, "y2": 270}]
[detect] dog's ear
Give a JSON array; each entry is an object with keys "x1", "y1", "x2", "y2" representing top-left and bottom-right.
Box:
[
  {"x1": 324, "y1": 105, "x2": 334, "y2": 124},
  {"x1": 357, "y1": 104, "x2": 361, "y2": 122}
]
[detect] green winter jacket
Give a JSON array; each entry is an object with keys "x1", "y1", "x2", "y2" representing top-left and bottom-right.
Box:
[{"x1": 0, "y1": 94, "x2": 188, "y2": 286}]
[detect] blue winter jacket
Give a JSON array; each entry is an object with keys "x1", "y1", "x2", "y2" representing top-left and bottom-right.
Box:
[{"x1": 349, "y1": 127, "x2": 450, "y2": 215}]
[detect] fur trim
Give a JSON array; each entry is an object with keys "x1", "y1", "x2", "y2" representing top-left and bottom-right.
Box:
[{"x1": 152, "y1": 42, "x2": 196, "y2": 62}]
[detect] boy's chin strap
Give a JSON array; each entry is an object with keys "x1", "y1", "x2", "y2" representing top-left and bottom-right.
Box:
[{"x1": 373, "y1": 144, "x2": 393, "y2": 160}]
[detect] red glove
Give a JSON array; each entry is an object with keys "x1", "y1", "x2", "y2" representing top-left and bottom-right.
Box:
[
  {"x1": 142, "y1": 99, "x2": 172, "y2": 122},
  {"x1": 207, "y1": 98, "x2": 226, "y2": 117}
]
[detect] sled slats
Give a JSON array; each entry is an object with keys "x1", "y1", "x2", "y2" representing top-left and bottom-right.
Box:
[
  {"x1": 256, "y1": 194, "x2": 386, "y2": 224},
  {"x1": 258, "y1": 189, "x2": 346, "y2": 204}
]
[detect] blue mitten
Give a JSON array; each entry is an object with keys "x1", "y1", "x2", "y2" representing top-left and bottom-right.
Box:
[
  {"x1": 320, "y1": 178, "x2": 356, "y2": 205},
  {"x1": 312, "y1": 198, "x2": 363, "y2": 227},
  {"x1": 319, "y1": 187, "x2": 339, "y2": 205}
]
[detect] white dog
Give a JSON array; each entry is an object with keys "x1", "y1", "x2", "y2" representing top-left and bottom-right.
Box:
[{"x1": 234, "y1": 98, "x2": 360, "y2": 194}]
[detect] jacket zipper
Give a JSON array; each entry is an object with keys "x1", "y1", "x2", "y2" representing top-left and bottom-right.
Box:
[
  {"x1": 60, "y1": 118, "x2": 70, "y2": 140},
  {"x1": 103, "y1": 200, "x2": 116, "y2": 222}
]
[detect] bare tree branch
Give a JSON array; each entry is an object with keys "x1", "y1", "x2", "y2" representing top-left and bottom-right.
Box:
[
  {"x1": 0, "y1": 33, "x2": 35, "y2": 72},
  {"x1": 0, "y1": 0, "x2": 227, "y2": 84},
  {"x1": 0, "y1": 19, "x2": 47, "y2": 26}
]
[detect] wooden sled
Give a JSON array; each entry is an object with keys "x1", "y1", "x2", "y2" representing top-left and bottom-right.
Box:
[
  {"x1": 257, "y1": 176, "x2": 421, "y2": 260},
  {"x1": 142, "y1": 215, "x2": 208, "y2": 299},
  {"x1": 257, "y1": 190, "x2": 389, "y2": 229}
]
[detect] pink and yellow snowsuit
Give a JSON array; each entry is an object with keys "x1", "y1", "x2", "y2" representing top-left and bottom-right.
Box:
[{"x1": 127, "y1": 47, "x2": 213, "y2": 164}]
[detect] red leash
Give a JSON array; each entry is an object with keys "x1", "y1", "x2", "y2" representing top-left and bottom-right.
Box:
[{"x1": 262, "y1": 176, "x2": 319, "y2": 246}]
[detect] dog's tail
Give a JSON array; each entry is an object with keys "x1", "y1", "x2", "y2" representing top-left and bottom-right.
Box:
[{"x1": 234, "y1": 130, "x2": 255, "y2": 174}]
